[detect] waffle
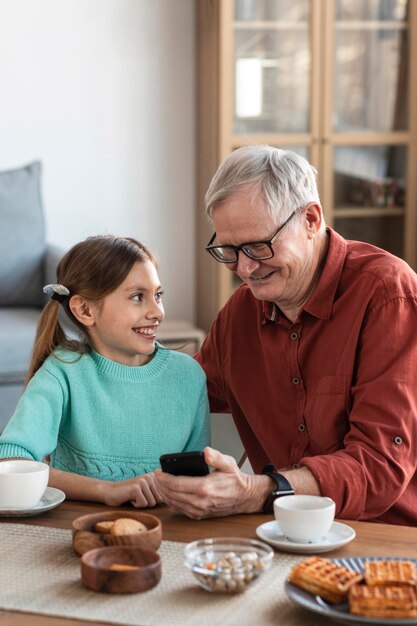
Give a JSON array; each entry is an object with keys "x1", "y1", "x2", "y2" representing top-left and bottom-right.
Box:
[
  {"x1": 288, "y1": 556, "x2": 363, "y2": 604},
  {"x1": 364, "y1": 560, "x2": 417, "y2": 587},
  {"x1": 349, "y1": 583, "x2": 417, "y2": 618}
]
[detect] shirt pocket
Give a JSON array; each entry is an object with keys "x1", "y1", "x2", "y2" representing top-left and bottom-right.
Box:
[{"x1": 306, "y1": 375, "x2": 350, "y2": 453}]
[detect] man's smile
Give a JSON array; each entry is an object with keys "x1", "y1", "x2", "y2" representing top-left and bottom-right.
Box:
[{"x1": 247, "y1": 269, "x2": 276, "y2": 282}]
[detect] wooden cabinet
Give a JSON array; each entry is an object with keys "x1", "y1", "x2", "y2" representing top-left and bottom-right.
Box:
[
  {"x1": 157, "y1": 320, "x2": 206, "y2": 356},
  {"x1": 196, "y1": 0, "x2": 417, "y2": 331}
]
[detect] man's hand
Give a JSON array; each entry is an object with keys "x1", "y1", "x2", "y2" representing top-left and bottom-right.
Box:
[{"x1": 154, "y1": 446, "x2": 273, "y2": 519}]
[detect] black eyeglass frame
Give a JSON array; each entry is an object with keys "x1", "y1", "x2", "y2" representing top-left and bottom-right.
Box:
[{"x1": 205, "y1": 205, "x2": 305, "y2": 263}]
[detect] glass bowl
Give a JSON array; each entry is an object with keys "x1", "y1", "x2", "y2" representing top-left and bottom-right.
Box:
[{"x1": 184, "y1": 537, "x2": 274, "y2": 593}]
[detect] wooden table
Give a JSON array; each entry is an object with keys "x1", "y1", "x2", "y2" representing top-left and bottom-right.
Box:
[{"x1": 1, "y1": 500, "x2": 417, "y2": 625}]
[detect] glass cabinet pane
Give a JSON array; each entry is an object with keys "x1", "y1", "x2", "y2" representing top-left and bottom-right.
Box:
[
  {"x1": 333, "y1": 145, "x2": 406, "y2": 208},
  {"x1": 280, "y1": 146, "x2": 309, "y2": 159},
  {"x1": 235, "y1": 0, "x2": 308, "y2": 21},
  {"x1": 334, "y1": 215, "x2": 404, "y2": 257},
  {"x1": 333, "y1": 1, "x2": 409, "y2": 132},
  {"x1": 233, "y1": 2, "x2": 310, "y2": 133},
  {"x1": 232, "y1": 144, "x2": 309, "y2": 159},
  {"x1": 335, "y1": 0, "x2": 408, "y2": 21}
]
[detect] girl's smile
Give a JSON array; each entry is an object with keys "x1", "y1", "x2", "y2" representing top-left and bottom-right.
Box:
[{"x1": 133, "y1": 324, "x2": 159, "y2": 337}]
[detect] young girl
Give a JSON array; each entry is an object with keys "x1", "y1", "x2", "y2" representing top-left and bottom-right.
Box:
[{"x1": 0, "y1": 235, "x2": 210, "y2": 507}]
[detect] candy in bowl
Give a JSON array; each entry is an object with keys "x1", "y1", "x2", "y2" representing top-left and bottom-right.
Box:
[{"x1": 184, "y1": 537, "x2": 273, "y2": 593}]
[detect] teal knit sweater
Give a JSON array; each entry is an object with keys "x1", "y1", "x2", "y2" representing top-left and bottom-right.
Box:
[{"x1": 0, "y1": 346, "x2": 210, "y2": 480}]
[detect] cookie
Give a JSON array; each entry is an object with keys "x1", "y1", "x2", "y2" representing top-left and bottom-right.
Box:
[
  {"x1": 110, "y1": 518, "x2": 148, "y2": 536},
  {"x1": 364, "y1": 560, "x2": 417, "y2": 587},
  {"x1": 288, "y1": 556, "x2": 362, "y2": 604},
  {"x1": 109, "y1": 563, "x2": 141, "y2": 571},
  {"x1": 349, "y1": 583, "x2": 417, "y2": 618},
  {"x1": 94, "y1": 520, "x2": 115, "y2": 534}
]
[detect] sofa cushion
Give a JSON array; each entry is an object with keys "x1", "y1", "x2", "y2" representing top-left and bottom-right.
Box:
[
  {"x1": 0, "y1": 308, "x2": 40, "y2": 379},
  {"x1": 0, "y1": 161, "x2": 46, "y2": 307},
  {"x1": 0, "y1": 384, "x2": 25, "y2": 433}
]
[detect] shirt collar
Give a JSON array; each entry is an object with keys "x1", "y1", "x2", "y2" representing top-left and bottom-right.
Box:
[
  {"x1": 302, "y1": 228, "x2": 347, "y2": 319},
  {"x1": 262, "y1": 227, "x2": 347, "y2": 323}
]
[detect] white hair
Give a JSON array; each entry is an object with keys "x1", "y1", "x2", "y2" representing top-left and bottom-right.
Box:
[{"x1": 205, "y1": 145, "x2": 322, "y2": 225}]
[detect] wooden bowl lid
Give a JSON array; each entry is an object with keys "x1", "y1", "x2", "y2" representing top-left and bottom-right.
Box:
[{"x1": 81, "y1": 545, "x2": 161, "y2": 593}]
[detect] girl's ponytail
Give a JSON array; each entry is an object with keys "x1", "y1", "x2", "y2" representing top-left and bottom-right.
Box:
[{"x1": 26, "y1": 300, "x2": 67, "y2": 382}]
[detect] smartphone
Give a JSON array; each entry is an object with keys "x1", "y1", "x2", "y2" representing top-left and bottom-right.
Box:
[{"x1": 159, "y1": 451, "x2": 209, "y2": 477}]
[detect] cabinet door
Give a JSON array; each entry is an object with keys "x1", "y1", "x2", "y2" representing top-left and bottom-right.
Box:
[
  {"x1": 233, "y1": 0, "x2": 310, "y2": 134},
  {"x1": 230, "y1": 0, "x2": 318, "y2": 160},
  {"x1": 321, "y1": 0, "x2": 417, "y2": 264},
  {"x1": 214, "y1": 0, "x2": 320, "y2": 302}
]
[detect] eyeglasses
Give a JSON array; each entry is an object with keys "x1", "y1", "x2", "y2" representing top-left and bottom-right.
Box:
[{"x1": 205, "y1": 206, "x2": 304, "y2": 264}]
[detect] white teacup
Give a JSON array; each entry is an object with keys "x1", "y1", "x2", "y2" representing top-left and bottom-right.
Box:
[
  {"x1": 0, "y1": 460, "x2": 49, "y2": 509},
  {"x1": 274, "y1": 494, "x2": 336, "y2": 544}
]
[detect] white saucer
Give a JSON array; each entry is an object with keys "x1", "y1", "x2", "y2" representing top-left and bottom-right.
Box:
[
  {"x1": 0, "y1": 487, "x2": 66, "y2": 517},
  {"x1": 256, "y1": 520, "x2": 356, "y2": 553}
]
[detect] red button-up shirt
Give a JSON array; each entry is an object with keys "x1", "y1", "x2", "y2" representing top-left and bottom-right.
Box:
[{"x1": 196, "y1": 229, "x2": 417, "y2": 524}]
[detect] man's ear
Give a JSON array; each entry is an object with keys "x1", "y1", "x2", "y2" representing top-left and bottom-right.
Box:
[
  {"x1": 69, "y1": 295, "x2": 95, "y2": 327},
  {"x1": 304, "y1": 202, "x2": 323, "y2": 236}
]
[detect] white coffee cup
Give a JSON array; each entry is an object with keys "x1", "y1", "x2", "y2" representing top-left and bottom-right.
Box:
[
  {"x1": 0, "y1": 460, "x2": 49, "y2": 509},
  {"x1": 274, "y1": 494, "x2": 336, "y2": 544}
]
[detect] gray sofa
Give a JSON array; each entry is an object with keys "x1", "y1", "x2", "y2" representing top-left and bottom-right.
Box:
[
  {"x1": 0, "y1": 162, "x2": 209, "y2": 433},
  {"x1": 0, "y1": 162, "x2": 64, "y2": 431}
]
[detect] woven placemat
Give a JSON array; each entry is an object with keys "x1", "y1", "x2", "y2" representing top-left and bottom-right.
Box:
[{"x1": 0, "y1": 523, "x2": 323, "y2": 626}]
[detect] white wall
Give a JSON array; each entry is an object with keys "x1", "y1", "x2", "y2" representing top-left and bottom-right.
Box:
[{"x1": 0, "y1": 0, "x2": 196, "y2": 322}]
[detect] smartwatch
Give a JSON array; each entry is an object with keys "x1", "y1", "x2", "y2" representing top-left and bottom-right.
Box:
[{"x1": 262, "y1": 463, "x2": 295, "y2": 513}]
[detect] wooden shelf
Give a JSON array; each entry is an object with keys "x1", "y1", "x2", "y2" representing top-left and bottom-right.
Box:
[
  {"x1": 334, "y1": 207, "x2": 405, "y2": 218},
  {"x1": 335, "y1": 21, "x2": 407, "y2": 30},
  {"x1": 234, "y1": 21, "x2": 309, "y2": 30}
]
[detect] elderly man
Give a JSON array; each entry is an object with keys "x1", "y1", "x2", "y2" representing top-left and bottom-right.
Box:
[{"x1": 155, "y1": 145, "x2": 417, "y2": 524}]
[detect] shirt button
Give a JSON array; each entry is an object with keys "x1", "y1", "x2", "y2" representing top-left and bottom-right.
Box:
[
  {"x1": 292, "y1": 463, "x2": 299, "y2": 469},
  {"x1": 394, "y1": 436, "x2": 403, "y2": 445},
  {"x1": 298, "y1": 424, "x2": 306, "y2": 432},
  {"x1": 292, "y1": 377, "x2": 301, "y2": 385},
  {"x1": 290, "y1": 332, "x2": 298, "y2": 340}
]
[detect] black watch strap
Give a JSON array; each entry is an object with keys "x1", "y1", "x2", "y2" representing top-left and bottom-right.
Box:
[{"x1": 262, "y1": 463, "x2": 295, "y2": 513}]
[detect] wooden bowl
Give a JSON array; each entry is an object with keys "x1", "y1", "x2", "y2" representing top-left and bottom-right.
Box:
[
  {"x1": 81, "y1": 545, "x2": 161, "y2": 593},
  {"x1": 72, "y1": 510, "x2": 162, "y2": 556}
]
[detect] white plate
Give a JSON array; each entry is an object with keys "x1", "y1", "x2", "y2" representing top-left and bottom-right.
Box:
[
  {"x1": 285, "y1": 556, "x2": 417, "y2": 625},
  {"x1": 0, "y1": 487, "x2": 65, "y2": 517},
  {"x1": 256, "y1": 520, "x2": 356, "y2": 553}
]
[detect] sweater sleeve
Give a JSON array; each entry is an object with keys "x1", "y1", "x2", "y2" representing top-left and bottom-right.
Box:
[
  {"x1": 0, "y1": 367, "x2": 64, "y2": 461},
  {"x1": 183, "y1": 376, "x2": 211, "y2": 452}
]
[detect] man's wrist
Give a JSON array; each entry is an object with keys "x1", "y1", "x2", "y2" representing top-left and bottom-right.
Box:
[
  {"x1": 244, "y1": 474, "x2": 276, "y2": 513},
  {"x1": 261, "y1": 464, "x2": 295, "y2": 513}
]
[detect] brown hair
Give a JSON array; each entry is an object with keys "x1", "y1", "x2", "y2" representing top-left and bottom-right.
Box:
[{"x1": 27, "y1": 235, "x2": 157, "y2": 381}]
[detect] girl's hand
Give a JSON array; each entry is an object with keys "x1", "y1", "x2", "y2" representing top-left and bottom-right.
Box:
[
  {"x1": 48, "y1": 467, "x2": 164, "y2": 507},
  {"x1": 103, "y1": 472, "x2": 164, "y2": 508}
]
